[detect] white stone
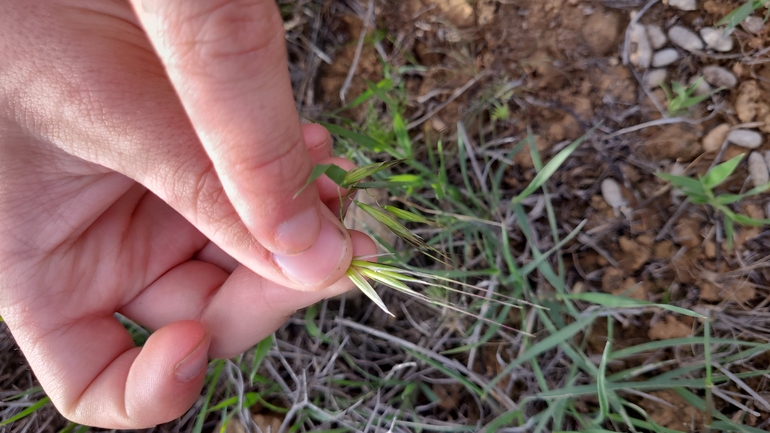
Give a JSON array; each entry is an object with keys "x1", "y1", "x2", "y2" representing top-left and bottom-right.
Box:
[
  {"x1": 652, "y1": 48, "x2": 680, "y2": 67},
  {"x1": 749, "y1": 152, "x2": 769, "y2": 187},
  {"x1": 629, "y1": 24, "x2": 652, "y2": 69},
  {"x1": 702, "y1": 65, "x2": 738, "y2": 89},
  {"x1": 601, "y1": 179, "x2": 627, "y2": 209},
  {"x1": 646, "y1": 25, "x2": 668, "y2": 49},
  {"x1": 764, "y1": 150, "x2": 770, "y2": 172},
  {"x1": 742, "y1": 16, "x2": 765, "y2": 35},
  {"x1": 668, "y1": 0, "x2": 698, "y2": 11},
  {"x1": 700, "y1": 27, "x2": 734, "y2": 52},
  {"x1": 702, "y1": 123, "x2": 730, "y2": 153},
  {"x1": 668, "y1": 25, "x2": 704, "y2": 52},
  {"x1": 690, "y1": 75, "x2": 713, "y2": 96},
  {"x1": 727, "y1": 129, "x2": 763, "y2": 149},
  {"x1": 644, "y1": 68, "x2": 668, "y2": 89}
]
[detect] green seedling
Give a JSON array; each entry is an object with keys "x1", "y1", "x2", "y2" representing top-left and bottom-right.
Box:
[
  {"x1": 657, "y1": 154, "x2": 770, "y2": 249},
  {"x1": 661, "y1": 78, "x2": 722, "y2": 116},
  {"x1": 718, "y1": 0, "x2": 770, "y2": 31}
]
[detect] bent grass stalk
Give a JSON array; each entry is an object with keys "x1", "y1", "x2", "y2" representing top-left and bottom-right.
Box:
[{"x1": 305, "y1": 130, "x2": 591, "y2": 332}]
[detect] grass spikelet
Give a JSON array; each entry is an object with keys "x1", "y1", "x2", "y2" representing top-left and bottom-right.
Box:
[
  {"x1": 349, "y1": 260, "x2": 530, "y2": 334},
  {"x1": 346, "y1": 266, "x2": 394, "y2": 317}
]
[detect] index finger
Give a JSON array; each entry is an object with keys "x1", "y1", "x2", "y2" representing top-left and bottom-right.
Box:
[{"x1": 131, "y1": 0, "x2": 350, "y2": 284}]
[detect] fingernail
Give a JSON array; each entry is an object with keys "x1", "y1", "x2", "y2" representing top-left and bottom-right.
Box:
[
  {"x1": 274, "y1": 207, "x2": 322, "y2": 254},
  {"x1": 174, "y1": 336, "x2": 208, "y2": 383},
  {"x1": 273, "y1": 215, "x2": 348, "y2": 287}
]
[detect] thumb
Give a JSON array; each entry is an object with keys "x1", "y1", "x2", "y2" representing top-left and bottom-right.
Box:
[
  {"x1": 131, "y1": 1, "x2": 338, "y2": 259},
  {"x1": 15, "y1": 317, "x2": 210, "y2": 429}
]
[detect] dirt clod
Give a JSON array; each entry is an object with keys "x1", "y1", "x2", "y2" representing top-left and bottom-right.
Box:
[
  {"x1": 582, "y1": 11, "x2": 620, "y2": 56},
  {"x1": 649, "y1": 315, "x2": 692, "y2": 340}
]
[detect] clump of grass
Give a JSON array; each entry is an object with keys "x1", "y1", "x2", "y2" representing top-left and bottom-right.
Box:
[
  {"x1": 718, "y1": 0, "x2": 770, "y2": 31},
  {"x1": 657, "y1": 154, "x2": 770, "y2": 249},
  {"x1": 301, "y1": 128, "x2": 591, "y2": 325},
  {"x1": 661, "y1": 77, "x2": 722, "y2": 116}
]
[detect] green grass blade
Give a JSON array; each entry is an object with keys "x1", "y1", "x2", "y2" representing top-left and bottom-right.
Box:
[
  {"x1": 740, "y1": 181, "x2": 770, "y2": 197},
  {"x1": 192, "y1": 360, "x2": 223, "y2": 433},
  {"x1": 294, "y1": 163, "x2": 348, "y2": 198},
  {"x1": 485, "y1": 312, "x2": 598, "y2": 393},
  {"x1": 566, "y1": 293, "x2": 705, "y2": 318},
  {"x1": 346, "y1": 267, "x2": 393, "y2": 317},
  {"x1": 610, "y1": 337, "x2": 766, "y2": 360},
  {"x1": 520, "y1": 220, "x2": 586, "y2": 275},
  {"x1": 322, "y1": 123, "x2": 394, "y2": 155},
  {"x1": 331, "y1": 78, "x2": 393, "y2": 114},
  {"x1": 702, "y1": 154, "x2": 744, "y2": 189},
  {"x1": 607, "y1": 414, "x2": 684, "y2": 433},
  {"x1": 393, "y1": 112, "x2": 412, "y2": 154},
  {"x1": 724, "y1": 213, "x2": 736, "y2": 250},
  {"x1": 512, "y1": 128, "x2": 594, "y2": 204},
  {"x1": 731, "y1": 212, "x2": 770, "y2": 226},
  {"x1": 480, "y1": 410, "x2": 525, "y2": 433},
  {"x1": 249, "y1": 334, "x2": 274, "y2": 384},
  {"x1": 0, "y1": 396, "x2": 51, "y2": 426},
  {"x1": 593, "y1": 322, "x2": 612, "y2": 425},
  {"x1": 718, "y1": 0, "x2": 768, "y2": 29},
  {"x1": 655, "y1": 173, "x2": 706, "y2": 196}
]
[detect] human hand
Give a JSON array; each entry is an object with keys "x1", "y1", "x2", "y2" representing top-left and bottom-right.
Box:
[{"x1": 0, "y1": 0, "x2": 375, "y2": 428}]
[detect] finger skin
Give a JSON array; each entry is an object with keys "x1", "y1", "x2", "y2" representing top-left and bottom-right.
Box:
[
  {"x1": 194, "y1": 126, "x2": 351, "y2": 273},
  {"x1": 1, "y1": 1, "x2": 352, "y2": 291},
  {"x1": 0, "y1": 2, "x2": 376, "y2": 429},
  {"x1": 11, "y1": 317, "x2": 210, "y2": 429},
  {"x1": 131, "y1": 0, "x2": 328, "y2": 254},
  {"x1": 120, "y1": 230, "x2": 377, "y2": 358}
]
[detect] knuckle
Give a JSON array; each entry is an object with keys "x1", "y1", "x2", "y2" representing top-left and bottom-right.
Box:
[
  {"x1": 227, "y1": 137, "x2": 310, "y2": 208},
  {"x1": 170, "y1": 1, "x2": 283, "y2": 75}
]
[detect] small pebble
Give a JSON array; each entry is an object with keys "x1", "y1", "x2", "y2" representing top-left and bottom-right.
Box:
[
  {"x1": 702, "y1": 65, "x2": 738, "y2": 89},
  {"x1": 652, "y1": 48, "x2": 680, "y2": 67},
  {"x1": 601, "y1": 178, "x2": 627, "y2": 209},
  {"x1": 629, "y1": 24, "x2": 652, "y2": 69},
  {"x1": 748, "y1": 152, "x2": 769, "y2": 187},
  {"x1": 702, "y1": 123, "x2": 730, "y2": 153},
  {"x1": 646, "y1": 25, "x2": 668, "y2": 49},
  {"x1": 700, "y1": 27, "x2": 734, "y2": 52},
  {"x1": 668, "y1": 0, "x2": 697, "y2": 11},
  {"x1": 764, "y1": 150, "x2": 770, "y2": 171},
  {"x1": 668, "y1": 25, "x2": 704, "y2": 52},
  {"x1": 644, "y1": 68, "x2": 668, "y2": 89},
  {"x1": 727, "y1": 129, "x2": 763, "y2": 149},
  {"x1": 742, "y1": 16, "x2": 765, "y2": 35}
]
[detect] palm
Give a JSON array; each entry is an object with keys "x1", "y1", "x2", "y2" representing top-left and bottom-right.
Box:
[{"x1": 0, "y1": 1, "x2": 374, "y2": 428}]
